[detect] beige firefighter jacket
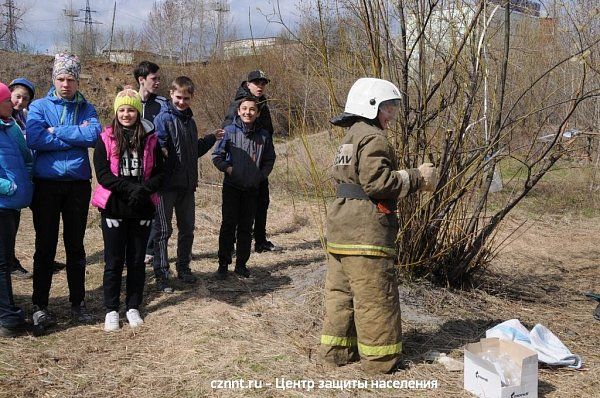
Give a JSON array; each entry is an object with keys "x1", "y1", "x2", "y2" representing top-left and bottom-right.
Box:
[{"x1": 326, "y1": 121, "x2": 421, "y2": 257}]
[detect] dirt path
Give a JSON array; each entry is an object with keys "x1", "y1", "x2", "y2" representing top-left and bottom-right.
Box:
[{"x1": 1, "y1": 191, "x2": 598, "y2": 397}]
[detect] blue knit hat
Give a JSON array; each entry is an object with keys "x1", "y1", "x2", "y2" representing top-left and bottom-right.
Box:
[{"x1": 9, "y1": 78, "x2": 35, "y2": 99}]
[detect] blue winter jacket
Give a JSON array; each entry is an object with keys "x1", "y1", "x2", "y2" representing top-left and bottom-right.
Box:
[
  {"x1": 0, "y1": 118, "x2": 33, "y2": 209},
  {"x1": 26, "y1": 88, "x2": 100, "y2": 180}
]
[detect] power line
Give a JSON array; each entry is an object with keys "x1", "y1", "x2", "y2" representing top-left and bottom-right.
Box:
[
  {"x1": 27, "y1": 18, "x2": 62, "y2": 23},
  {"x1": 119, "y1": 9, "x2": 147, "y2": 22}
]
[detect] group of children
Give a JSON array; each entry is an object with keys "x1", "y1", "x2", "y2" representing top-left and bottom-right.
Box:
[{"x1": 0, "y1": 55, "x2": 276, "y2": 336}]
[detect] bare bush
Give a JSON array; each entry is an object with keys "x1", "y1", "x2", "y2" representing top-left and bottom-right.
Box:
[{"x1": 270, "y1": 0, "x2": 600, "y2": 287}]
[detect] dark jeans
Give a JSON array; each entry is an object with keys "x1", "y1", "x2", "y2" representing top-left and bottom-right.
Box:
[
  {"x1": 152, "y1": 190, "x2": 195, "y2": 279},
  {"x1": 218, "y1": 185, "x2": 258, "y2": 268},
  {"x1": 31, "y1": 179, "x2": 91, "y2": 308},
  {"x1": 9, "y1": 211, "x2": 23, "y2": 271},
  {"x1": 253, "y1": 179, "x2": 270, "y2": 244},
  {"x1": 101, "y1": 216, "x2": 150, "y2": 312},
  {"x1": 0, "y1": 209, "x2": 26, "y2": 328},
  {"x1": 145, "y1": 220, "x2": 156, "y2": 256}
]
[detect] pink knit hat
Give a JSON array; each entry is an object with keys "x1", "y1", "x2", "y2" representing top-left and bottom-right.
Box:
[{"x1": 0, "y1": 83, "x2": 11, "y2": 102}]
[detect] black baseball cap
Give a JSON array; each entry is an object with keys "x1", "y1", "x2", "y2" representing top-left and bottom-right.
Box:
[{"x1": 247, "y1": 70, "x2": 270, "y2": 84}]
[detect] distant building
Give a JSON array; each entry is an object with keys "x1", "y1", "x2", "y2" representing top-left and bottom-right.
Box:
[
  {"x1": 222, "y1": 37, "x2": 279, "y2": 58},
  {"x1": 102, "y1": 49, "x2": 180, "y2": 65},
  {"x1": 404, "y1": 0, "x2": 546, "y2": 55},
  {"x1": 488, "y1": 0, "x2": 541, "y2": 17}
]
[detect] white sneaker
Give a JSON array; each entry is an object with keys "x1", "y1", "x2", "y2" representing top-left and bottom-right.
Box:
[
  {"x1": 104, "y1": 311, "x2": 120, "y2": 332},
  {"x1": 144, "y1": 254, "x2": 154, "y2": 265},
  {"x1": 126, "y1": 309, "x2": 144, "y2": 328}
]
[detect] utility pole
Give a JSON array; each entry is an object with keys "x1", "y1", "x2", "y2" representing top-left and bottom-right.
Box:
[
  {"x1": 74, "y1": 0, "x2": 102, "y2": 57},
  {"x1": 2, "y1": 0, "x2": 20, "y2": 51},
  {"x1": 63, "y1": 0, "x2": 79, "y2": 53},
  {"x1": 207, "y1": 0, "x2": 230, "y2": 57},
  {"x1": 108, "y1": 0, "x2": 116, "y2": 60}
]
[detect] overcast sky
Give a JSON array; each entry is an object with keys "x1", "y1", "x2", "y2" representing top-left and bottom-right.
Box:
[{"x1": 18, "y1": 0, "x2": 299, "y2": 54}]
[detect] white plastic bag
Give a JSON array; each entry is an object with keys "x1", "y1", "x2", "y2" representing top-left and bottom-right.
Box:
[
  {"x1": 490, "y1": 165, "x2": 503, "y2": 193},
  {"x1": 529, "y1": 324, "x2": 583, "y2": 368},
  {"x1": 479, "y1": 348, "x2": 521, "y2": 386},
  {"x1": 486, "y1": 319, "x2": 582, "y2": 369}
]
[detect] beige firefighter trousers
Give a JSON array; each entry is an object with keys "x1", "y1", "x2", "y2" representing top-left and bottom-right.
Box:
[{"x1": 320, "y1": 253, "x2": 402, "y2": 374}]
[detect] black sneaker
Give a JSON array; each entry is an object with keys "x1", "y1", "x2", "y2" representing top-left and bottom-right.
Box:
[
  {"x1": 255, "y1": 241, "x2": 278, "y2": 253},
  {"x1": 0, "y1": 323, "x2": 27, "y2": 338},
  {"x1": 71, "y1": 302, "x2": 94, "y2": 324},
  {"x1": 156, "y1": 277, "x2": 174, "y2": 293},
  {"x1": 144, "y1": 254, "x2": 154, "y2": 266},
  {"x1": 216, "y1": 265, "x2": 228, "y2": 280},
  {"x1": 11, "y1": 264, "x2": 32, "y2": 279},
  {"x1": 53, "y1": 262, "x2": 66, "y2": 274},
  {"x1": 32, "y1": 306, "x2": 56, "y2": 335},
  {"x1": 234, "y1": 265, "x2": 251, "y2": 278},
  {"x1": 177, "y1": 270, "x2": 197, "y2": 284}
]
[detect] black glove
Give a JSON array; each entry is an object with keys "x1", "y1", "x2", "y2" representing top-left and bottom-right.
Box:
[
  {"x1": 119, "y1": 180, "x2": 138, "y2": 196},
  {"x1": 127, "y1": 184, "x2": 151, "y2": 207}
]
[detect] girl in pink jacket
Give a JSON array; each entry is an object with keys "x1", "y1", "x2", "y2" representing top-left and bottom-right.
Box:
[{"x1": 92, "y1": 89, "x2": 164, "y2": 331}]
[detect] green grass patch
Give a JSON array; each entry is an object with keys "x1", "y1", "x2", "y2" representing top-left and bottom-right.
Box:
[{"x1": 490, "y1": 158, "x2": 600, "y2": 217}]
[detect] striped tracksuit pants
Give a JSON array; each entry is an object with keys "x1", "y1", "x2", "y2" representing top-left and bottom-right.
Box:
[{"x1": 152, "y1": 190, "x2": 195, "y2": 279}]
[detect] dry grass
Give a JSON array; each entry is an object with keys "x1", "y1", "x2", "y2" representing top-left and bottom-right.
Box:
[
  {"x1": 490, "y1": 157, "x2": 600, "y2": 218},
  {"x1": 0, "y1": 51, "x2": 598, "y2": 398},
  {"x1": 1, "y1": 173, "x2": 599, "y2": 397}
]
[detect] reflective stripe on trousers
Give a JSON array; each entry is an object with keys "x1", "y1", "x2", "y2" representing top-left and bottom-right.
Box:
[
  {"x1": 320, "y1": 253, "x2": 402, "y2": 373},
  {"x1": 321, "y1": 335, "x2": 402, "y2": 356},
  {"x1": 326, "y1": 242, "x2": 397, "y2": 257}
]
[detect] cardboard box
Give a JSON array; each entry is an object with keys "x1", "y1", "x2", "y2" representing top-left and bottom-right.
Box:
[{"x1": 464, "y1": 338, "x2": 538, "y2": 398}]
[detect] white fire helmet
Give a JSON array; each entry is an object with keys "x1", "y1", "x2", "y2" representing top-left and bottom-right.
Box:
[{"x1": 344, "y1": 78, "x2": 401, "y2": 120}]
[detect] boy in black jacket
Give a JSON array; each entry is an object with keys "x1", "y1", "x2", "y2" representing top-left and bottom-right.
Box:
[
  {"x1": 222, "y1": 70, "x2": 277, "y2": 253},
  {"x1": 133, "y1": 60, "x2": 167, "y2": 265},
  {"x1": 213, "y1": 96, "x2": 276, "y2": 279},
  {"x1": 152, "y1": 76, "x2": 223, "y2": 292}
]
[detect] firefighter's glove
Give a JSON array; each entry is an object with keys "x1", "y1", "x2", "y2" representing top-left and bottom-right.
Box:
[{"x1": 418, "y1": 163, "x2": 438, "y2": 192}]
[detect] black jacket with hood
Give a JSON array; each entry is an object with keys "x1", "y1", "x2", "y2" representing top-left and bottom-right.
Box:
[
  {"x1": 141, "y1": 93, "x2": 167, "y2": 123},
  {"x1": 222, "y1": 82, "x2": 274, "y2": 136},
  {"x1": 155, "y1": 101, "x2": 216, "y2": 192}
]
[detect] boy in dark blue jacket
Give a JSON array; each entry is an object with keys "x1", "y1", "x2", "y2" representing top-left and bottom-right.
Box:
[
  {"x1": 152, "y1": 76, "x2": 223, "y2": 292},
  {"x1": 222, "y1": 70, "x2": 276, "y2": 253},
  {"x1": 212, "y1": 96, "x2": 276, "y2": 279}
]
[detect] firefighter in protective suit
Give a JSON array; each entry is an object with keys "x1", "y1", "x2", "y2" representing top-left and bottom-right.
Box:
[{"x1": 320, "y1": 78, "x2": 438, "y2": 374}]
